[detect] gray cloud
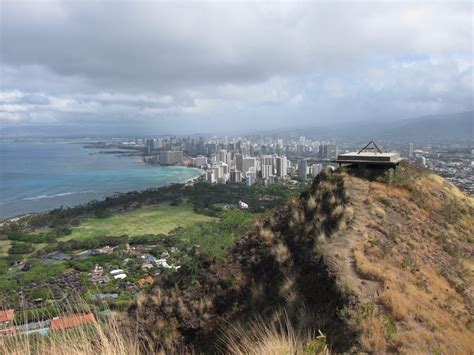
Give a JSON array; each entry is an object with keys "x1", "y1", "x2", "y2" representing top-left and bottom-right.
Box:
[{"x1": 0, "y1": 1, "x2": 472, "y2": 134}]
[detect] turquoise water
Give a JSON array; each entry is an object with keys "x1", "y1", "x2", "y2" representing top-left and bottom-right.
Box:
[{"x1": 0, "y1": 141, "x2": 203, "y2": 218}]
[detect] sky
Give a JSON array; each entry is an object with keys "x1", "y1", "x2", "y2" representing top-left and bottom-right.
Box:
[{"x1": 0, "y1": 0, "x2": 472, "y2": 136}]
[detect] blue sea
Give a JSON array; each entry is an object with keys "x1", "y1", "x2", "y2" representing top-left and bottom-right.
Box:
[{"x1": 0, "y1": 141, "x2": 203, "y2": 218}]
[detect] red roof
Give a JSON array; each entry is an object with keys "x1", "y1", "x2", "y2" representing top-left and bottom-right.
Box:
[
  {"x1": 0, "y1": 309, "x2": 14, "y2": 323},
  {"x1": 50, "y1": 313, "x2": 95, "y2": 330},
  {"x1": 137, "y1": 275, "x2": 154, "y2": 287}
]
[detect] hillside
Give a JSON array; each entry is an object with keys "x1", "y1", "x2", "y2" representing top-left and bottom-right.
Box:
[
  {"x1": 129, "y1": 165, "x2": 473, "y2": 353},
  {"x1": 324, "y1": 168, "x2": 473, "y2": 352},
  {"x1": 2, "y1": 165, "x2": 472, "y2": 353}
]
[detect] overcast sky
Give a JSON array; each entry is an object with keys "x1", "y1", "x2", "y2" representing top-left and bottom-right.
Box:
[{"x1": 0, "y1": 1, "x2": 472, "y2": 135}]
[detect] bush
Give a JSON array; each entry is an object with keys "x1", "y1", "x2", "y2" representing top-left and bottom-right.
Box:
[
  {"x1": 9, "y1": 242, "x2": 34, "y2": 255},
  {"x1": 95, "y1": 210, "x2": 112, "y2": 219},
  {"x1": 29, "y1": 286, "x2": 49, "y2": 300}
]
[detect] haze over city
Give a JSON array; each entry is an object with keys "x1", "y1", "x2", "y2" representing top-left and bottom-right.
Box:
[{"x1": 1, "y1": 1, "x2": 472, "y2": 136}]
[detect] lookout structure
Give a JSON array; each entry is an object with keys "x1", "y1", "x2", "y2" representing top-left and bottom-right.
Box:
[{"x1": 332, "y1": 141, "x2": 403, "y2": 172}]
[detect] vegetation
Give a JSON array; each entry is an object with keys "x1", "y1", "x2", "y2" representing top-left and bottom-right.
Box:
[
  {"x1": 0, "y1": 301, "x2": 139, "y2": 355},
  {"x1": 4, "y1": 168, "x2": 470, "y2": 353},
  {"x1": 0, "y1": 180, "x2": 307, "y2": 318},
  {"x1": 328, "y1": 169, "x2": 474, "y2": 353},
  {"x1": 63, "y1": 203, "x2": 216, "y2": 241}
]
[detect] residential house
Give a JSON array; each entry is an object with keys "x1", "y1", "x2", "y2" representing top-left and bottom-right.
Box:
[
  {"x1": 50, "y1": 313, "x2": 95, "y2": 331},
  {"x1": 137, "y1": 276, "x2": 154, "y2": 287},
  {"x1": 0, "y1": 309, "x2": 15, "y2": 335}
]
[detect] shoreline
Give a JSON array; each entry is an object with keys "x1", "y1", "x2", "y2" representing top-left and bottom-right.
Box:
[{"x1": 1, "y1": 166, "x2": 205, "y2": 223}]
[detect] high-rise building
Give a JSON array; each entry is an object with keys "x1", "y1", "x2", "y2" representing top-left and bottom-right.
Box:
[
  {"x1": 146, "y1": 139, "x2": 154, "y2": 149},
  {"x1": 261, "y1": 165, "x2": 273, "y2": 179},
  {"x1": 261, "y1": 155, "x2": 274, "y2": 166},
  {"x1": 145, "y1": 138, "x2": 154, "y2": 156},
  {"x1": 206, "y1": 170, "x2": 216, "y2": 183},
  {"x1": 235, "y1": 154, "x2": 243, "y2": 172},
  {"x1": 276, "y1": 156, "x2": 287, "y2": 178},
  {"x1": 323, "y1": 144, "x2": 329, "y2": 158},
  {"x1": 230, "y1": 170, "x2": 242, "y2": 183},
  {"x1": 160, "y1": 151, "x2": 182, "y2": 165},
  {"x1": 245, "y1": 171, "x2": 256, "y2": 185},
  {"x1": 242, "y1": 157, "x2": 256, "y2": 173},
  {"x1": 155, "y1": 138, "x2": 164, "y2": 149},
  {"x1": 312, "y1": 163, "x2": 323, "y2": 177},
  {"x1": 298, "y1": 160, "x2": 308, "y2": 180},
  {"x1": 192, "y1": 156, "x2": 207, "y2": 168},
  {"x1": 408, "y1": 143, "x2": 414, "y2": 158},
  {"x1": 317, "y1": 144, "x2": 322, "y2": 157},
  {"x1": 218, "y1": 149, "x2": 228, "y2": 164}
]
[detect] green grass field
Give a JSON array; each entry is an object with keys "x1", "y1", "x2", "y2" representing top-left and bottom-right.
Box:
[
  {"x1": 62, "y1": 203, "x2": 216, "y2": 241},
  {"x1": 0, "y1": 240, "x2": 11, "y2": 257}
]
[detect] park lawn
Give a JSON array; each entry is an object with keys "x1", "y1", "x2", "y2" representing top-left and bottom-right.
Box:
[
  {"x1": 62, "y1": 203, "x2": 216, "y2": 241},
  {"x1": 0, "y1": 240, "x2": 11, "y2": 257}
]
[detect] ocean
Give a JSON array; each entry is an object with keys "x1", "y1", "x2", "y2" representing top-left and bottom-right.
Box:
[{"x1": 0, "y1": 140, "x2": 203, "y2": 218}]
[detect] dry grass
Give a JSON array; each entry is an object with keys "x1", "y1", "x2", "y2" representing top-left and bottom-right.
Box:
[
  {"x1": 379, "y1": 288, "x2": 409, "y2": 321},
  {"x1": 353, "y1": 249, "x2": 384, "y2": 281},
  {"x1": 220, "y1": 311, "x2": 328, "y2": 355},
  {"x1": 340, "y1": 173, "x2": 474, "y2": 353},
  {"x1": 0, "y1": 294, "x2": 143, "y2": 355},
  {"x1": 0, "y1": 311, "x2": 139, "y2": 355},
  {"x1": 359, "y1": 317, "x2": 387, "y2": 352}
]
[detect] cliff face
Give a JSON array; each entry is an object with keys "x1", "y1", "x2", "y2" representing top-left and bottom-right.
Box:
[{"x1": 130, "y1": 166, "x2": 473, "y2": 353}]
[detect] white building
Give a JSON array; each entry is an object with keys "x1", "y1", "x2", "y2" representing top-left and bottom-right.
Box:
[
  {"x1": 261, "y1": 164, "x2": 273, "y2": 179},
  {"x1": 312, "y1": 163, "x2": 323, "y2": 177},
  {"x1": 218, "y1": 149, "x2": 228, "y2": 164},
  {"x1": 110, "y1": 269, "x2": 125, "y2": 275},
  {"x1": 206, "y1": 170, "x2": 216, "y2": 183},
  {"x1": 192, "y1": 156, "x2": 207, "y2": 167},
  {"x1": 239, "y1": 201, "x2": 249, "y2": 209}
]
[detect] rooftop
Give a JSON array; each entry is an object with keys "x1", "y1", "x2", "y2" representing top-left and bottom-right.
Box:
[
  {"x1": 0, "y1": 309, "x2": 14, "y2": 323},
  {"x1": 50, "y1": 313, "x2": 95, "y2": 330},
  {"x1": 333, "y1": 141, "x2": 403, "y2": 165}
]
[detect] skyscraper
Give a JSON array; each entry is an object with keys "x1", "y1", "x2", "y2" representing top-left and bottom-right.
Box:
[
  {"x1": 298, "y1": 160, "x2": 308, "y2": 180},
  {"x1": 218, "y1": 149, "x2": 227, "y2": 164},
  {"x1": 242, "y1": 157, "x2": 256, "y2": 173},
  {"x1": 276, "y1": 156, "x2": 287, "y2": 178},
  {"x1": 261, "y1": 165, "x2": 273, "y2": 179},
  {"x1": 235, "y1": 154, "x2": 243, "y2": 172}
]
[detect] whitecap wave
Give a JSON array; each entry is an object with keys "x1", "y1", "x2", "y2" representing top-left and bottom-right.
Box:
[{"x1": 22, "y1": 190, "x2": 96, "y2": 201}]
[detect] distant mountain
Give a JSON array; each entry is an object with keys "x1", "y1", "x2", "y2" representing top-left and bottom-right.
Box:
[
  {"x1": 375, "y1": 111, "x2": 473, "y2": 143},
  {"x1": 273, "y1": 111, "x2": 473, "y2": 144}
]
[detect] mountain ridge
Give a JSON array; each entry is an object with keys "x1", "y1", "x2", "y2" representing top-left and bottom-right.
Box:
[{"x1": 128, "y1": 164, "x2": 474, "y2": 353}]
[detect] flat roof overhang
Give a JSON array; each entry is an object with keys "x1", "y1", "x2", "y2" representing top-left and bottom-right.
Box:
[{"x1": 331, "y1": 158, "x2": 404, "y2": 165}]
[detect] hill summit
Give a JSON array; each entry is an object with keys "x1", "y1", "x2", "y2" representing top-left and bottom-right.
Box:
[{"x1": 129, "y1": 164, "x2": 473, "y2": 353}]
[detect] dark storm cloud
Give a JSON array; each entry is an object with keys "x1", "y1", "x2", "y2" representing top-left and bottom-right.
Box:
[{"x1": 0, "y1": 1, "x2": 472, "y2": 134}]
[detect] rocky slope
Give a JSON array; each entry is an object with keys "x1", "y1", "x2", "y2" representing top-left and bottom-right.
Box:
[{"x1": 129, "y1": 165, "x2": 473, "y2": 353}]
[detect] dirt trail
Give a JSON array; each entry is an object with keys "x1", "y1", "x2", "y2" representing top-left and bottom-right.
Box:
[{"x1": 323, "y1": 176, "x2": 381, "y2": 304}]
